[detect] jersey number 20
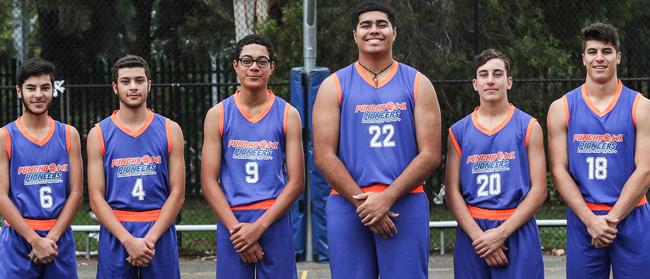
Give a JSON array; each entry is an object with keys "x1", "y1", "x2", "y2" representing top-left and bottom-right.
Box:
[{"x1": 477, "y1": 173, "x2": 501, "y2": 197}]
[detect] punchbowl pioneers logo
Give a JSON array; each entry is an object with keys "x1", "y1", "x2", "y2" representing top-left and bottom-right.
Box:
[
  {"x1": 466, "y1": 151, "x2": 516, "y2": 174},
  {"x1": 229, "y1": 140, "x2": 278, "y2": 160},
  {"x1": 18, "y1": 163, "x2": 69, "y2": 185},
  {"x1": 111, "y1": 155, "x2": 162, "y2": 178},
  {"x1": 355, "y1": 102, "x2": 408, "y2": 124}
]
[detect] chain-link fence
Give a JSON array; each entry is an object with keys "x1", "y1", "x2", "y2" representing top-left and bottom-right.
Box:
[{"x1": 1, "y1": 0, "x2": 650, "y2": 256}]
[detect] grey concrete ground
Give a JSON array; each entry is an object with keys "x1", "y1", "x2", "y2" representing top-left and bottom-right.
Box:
[{"x1": 77, "y1": 255, "x2": 567, "y2": 278}]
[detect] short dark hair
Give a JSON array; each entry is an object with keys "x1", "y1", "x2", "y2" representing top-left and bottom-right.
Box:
[
  {"x1": 474, "y1": 49, "x2": 511, "y2": 74},
  {"x1": 234, "y1": 34, "x2": 275, "y2": 62},
  {"x1": 351, "y1": 1, "x2": 396, "y2": 31},
  {"x1": 16, "y1": 58, "x2": 55, "y2": 87},
  {"x1": 112, "y1": 55, "x2": 151, "y2": 83},
  {"x1": 581, "y1": 22, "x2": 620, "y2": 52}
]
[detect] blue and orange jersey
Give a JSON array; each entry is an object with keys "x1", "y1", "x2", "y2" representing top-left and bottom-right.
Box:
[
  {"x1": 219, "y1": 90, "x2": 289, "y2": 208},
  {"x1": 564, "y1": 80, "x2": 640, "y2": 205},
  {"x1": 2, "y1": 117, "x2": 70, "y2": 220},
  {"x1": 335, "y1": 61, "x2": 421, "y2": 188},
  {"x1": 96, "y1": 110, "x2": 171, "y2": 211},
  {"x1": 449, "y1": 105, "x2": 536, "y2": 210}
]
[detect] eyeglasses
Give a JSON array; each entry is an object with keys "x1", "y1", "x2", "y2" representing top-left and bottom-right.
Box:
[{"x1": 238, "y1": 56, "x2": 271, "y2": 68}]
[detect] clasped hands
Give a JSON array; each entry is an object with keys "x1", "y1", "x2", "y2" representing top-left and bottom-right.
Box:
[
  {"x1": 230, "y1": 222, "x2": 265, "y2": 264},
  {"x1": 586, "y1": 214, "x2": 619, "y2": 248},
  {"x1": 353, "y1": 192, "x2": 399, "y2": 238}
]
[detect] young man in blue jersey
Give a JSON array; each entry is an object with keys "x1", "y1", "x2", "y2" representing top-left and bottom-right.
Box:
[
  {"x1": 201, "y1": 34, "x2": 304, "y2": 279},
  {"x1": 312, "y1": 2, "x2": 441, "y2": 278},
  {"x1": 0, "y1": 58, "x2": 83, "y2": 278},
  {"x1": 445, "y1": 49, "x2": 547, "y2": 278},
  {"x1": 87, "y1": 55, "x2": 185, "y2": 279},
  {"x1": 548, "y1": 23, "x2": 650, "y2": 279}
]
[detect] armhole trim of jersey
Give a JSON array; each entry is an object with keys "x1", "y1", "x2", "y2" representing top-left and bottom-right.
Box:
[
  {"x1": 283, "y1": 104, "x2": 290, "y2": 133},
  {"x1": 633, "y1": 93, "x2": 641, "y2": 127},
  {"x1": 448, "y1": 128, "x2": 462, "y2": 157},
  {"x1": 2, "y1": 127, "x2": 10, "y2": 160},
  {"x1": 562, "y1": 95, "x2": 569, "y2": 127},
  {"x1": 65, "y1": 125, "x2": 71, "y2": 154},
  {"x1": 166, "y1": 118, "x2": 173, "y2": 155},
  {"x1": 332, "y1": 74, "x2": 342, "y2": 105},
  {"x1": 95, "y1": 124, "x2": 105, "y2": 157},
  {"x1": 413, "y1": 71, "x2": 422, "y2": 102},
  {"x1": 525, "y1": 118, "x2": 537, "y2": 148},
  {"x1": 218, "y1": 103, "x2": 224, "y2": 137}
]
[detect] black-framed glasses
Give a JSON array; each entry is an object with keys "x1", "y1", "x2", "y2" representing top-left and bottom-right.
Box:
[{"x1": 238, "y1": 56, "x2": 271, "y2": 67}]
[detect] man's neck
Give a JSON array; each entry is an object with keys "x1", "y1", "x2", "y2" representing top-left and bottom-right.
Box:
[
  {"x1": 116, "y1": 104, "x2": 150, "y2": 126},
  {"x1": 585, "y1": 76, "x2": 619, "y2": 98},
  {"x1": 477, "y1": 99, "x2": 511, "y2": 119},
  {"x1": 19, "y1": 112, "x2": 50, "y2": 130},
  {"x1": 238, "y1": 87, "x2": 270, "y2": 108},
  {"x1": 358, "y1": 51, "x2": 394, "y2": 72}
]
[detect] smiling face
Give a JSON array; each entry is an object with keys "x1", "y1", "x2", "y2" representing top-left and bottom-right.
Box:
[
  {"x1": 113, "y1": 67, "x2": 151, "y2": 109},
  {"x1": 353, "y1": 11, "x2": 396, "y2": 55},
  {"x1": 473, "y1": 58, "x2": 512, "y2": 104},
  {"x1": 17, "y1": 74, "x2": 53, "y2": 116},
  {"x1": 582, "y1": 39, "x2": 620, "y2": 84},
  {"x1": 233, "y1": 43, "x2": 275, "y2": 91}
]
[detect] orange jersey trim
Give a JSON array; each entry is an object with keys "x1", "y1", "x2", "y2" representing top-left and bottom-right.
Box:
[
  {"x1": 16, "y1": 116, "x2": 55, "y2": 146},
  {"x1": 581, "y1": 80, "x2": 622, "y2": 117},
  {"x1": 65, "y1": 125, "x2": 71, "y2": 154},
  {"x1": 330, "y1": 184, "x2": 424, "y2": 195},
  {"x1": 218, "y1": 102, "x2": 224, "y2": 137},
  {"x1": 632, "y1": 93, "x2": 641, "y2": 127},
  {"x1": 2, "y1": 127, "x2": 10, "y2": 160},
  {"x1": 586, "y1": 196, "x2": 647, "y2": 211},
  {"x1": 4, "y1": 218, "x2": 57, "y2": 231},
  {"x1": 448, "y1": 128, "x2": 462, "y2": 157},
  {"x1": 234, "y1": 90, "x2": 275, "y2": 124},
  {"x1": 165, "y1": 118, "x2": 173, "y2": 155},
  {"x1": 110, "y1": 110, "x2": 155, "y2": 138},
  {"x1": 231, "y1": 199, "x2": 276, "y2": 211},
  {"x1": 95, "y1": 124, "x2": 105, "y2": 157},
  {"x1": 112, "y1": 209, "x2": 161, "y2": 222},
  {"x1": 471, "y1": 104, "x2": 515, "y2": 136},
  {"x1": 413, "y1": 71, "x2": 422, "y2": 102},
  {"x1": 283, "y1": 104, "x2": 289, "y2": 133},
  {"x1": 354, "y1": 61, "x2": 399, "y2": 88},
  {"x1": 562, "y1": 95, "x2": 570, "y2": 126},
  {"x1": 468, "y1": 206, "x2": 515, "y2": 221},
  {"x1": 332, "y1": 74, "x2": 343, "y2": 105},
  {"x1": 525, "y1": 118, "x2": 536, "y2": 147}
]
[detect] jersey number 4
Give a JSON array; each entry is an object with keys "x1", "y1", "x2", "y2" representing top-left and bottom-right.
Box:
[
  {"x1": 132, "y1": 178, "x2": 146, "y2": 200},
  {"x1": 369, "y1": 124, "x2": 396, "y2": 148}
]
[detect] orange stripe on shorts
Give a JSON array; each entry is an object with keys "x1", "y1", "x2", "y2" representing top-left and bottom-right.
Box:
[
  {"x1": 586, "y1": 196, "x2": 647, "y2": 211},
  {"x1": 113, "y1": 209, "x2": 161, "y2": 222},
  {"x1": 4, "y1": 218, "x2": 57, "y2": 231},
  {"x1": 468, "y1": 206, "x2": 515, "y2": 221},
  {"x1": 231, "y1": 199, "x2": 276, "y2": 210},
  {"x1": 330, "y1": 184, "x2": 424, "y2": 195}
]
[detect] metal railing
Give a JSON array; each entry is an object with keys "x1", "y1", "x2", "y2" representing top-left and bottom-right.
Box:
[{"x1": 71, "y1": 220, "x2": 568, "y2": 258}]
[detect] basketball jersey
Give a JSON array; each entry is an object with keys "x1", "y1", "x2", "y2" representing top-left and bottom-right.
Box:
[
  {"x1": 3, "y1": 117, "x2": 70, "y2": 219},
  {"x1": 336, "y1": 62, "x2": 420, "y2": 187},
  {"x1": 449, "y1": 106, "x2": 535, "y2": 209},
  {"x1": 97, "y1": 110, "x2": 171, "y2": 211},
  {"x1": 219, "y1": 90, "x2": 288, "y2": 207},
  {"x1": 565, "y1": 81, "x2": 639, "y2": 205}
]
